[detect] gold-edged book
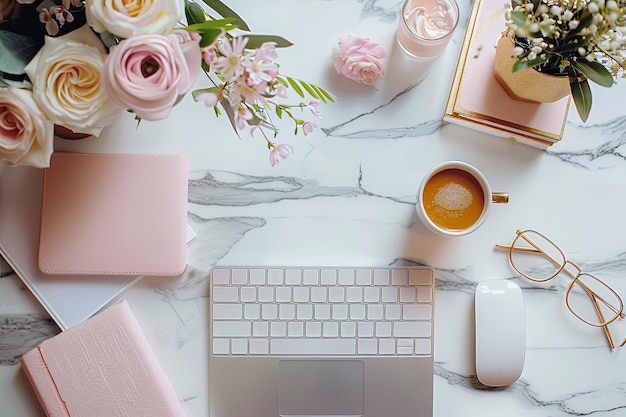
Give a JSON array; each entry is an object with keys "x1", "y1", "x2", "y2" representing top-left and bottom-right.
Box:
[{"x1": 444, "y1": 0, "x2": 570, "y2": 149}]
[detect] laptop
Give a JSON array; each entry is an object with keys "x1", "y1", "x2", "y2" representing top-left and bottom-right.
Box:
[{"x1": 209, "y1": 266, "x2": 435, "y2": 417}]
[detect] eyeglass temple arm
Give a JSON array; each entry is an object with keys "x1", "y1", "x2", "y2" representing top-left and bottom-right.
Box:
[
  {"x1": 495, "y1": 244, "x2": 625, "y2": 319},
  {"x1": 589, "y1": 292, "x2": 616, "y2": 350}
]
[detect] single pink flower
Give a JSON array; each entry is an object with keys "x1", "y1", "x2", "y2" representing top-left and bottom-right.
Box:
[
  {"x1": 194, "y1": 91, "x2": 219, "y2": 107},
  {"x1": 308, "y1": 100, "x2": 322, "y2": 118},
  {"x1": 269, "y1": 143, "x2": 294, "y2": 167},
  {"x1": 331, "y1": 33, "x2": 386, "y2": 85},
  {"x1": 302, "y1": 121, "x2": 317, "y2": 136}
]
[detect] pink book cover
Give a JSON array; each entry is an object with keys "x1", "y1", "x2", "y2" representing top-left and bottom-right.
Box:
[
  {"x1": 19, "y1": 300, "x2": 187, "y2": 417},
  {"x1": 38, "y1": 153, "x2": 189, "y2": 277},
  {"x1": 444, "y1": 0, "x2": 570, "y2": 144}
]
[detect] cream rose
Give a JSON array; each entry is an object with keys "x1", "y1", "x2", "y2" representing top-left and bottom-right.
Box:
[
  {"x1": 85, "y1": 0, "x2": 183, "y2": 38},
  {"x1": 102, "y1": 31, "x2": 202, "y2": 121},
  {"x1": 24, "y1": 35, "x2": 122, "y2": 137},
  {"x1": 332, "y1": 33, "x2": 386, "y2": 85},
  {"x1": 0, "y1": 88, "x2": 54, "y2": 168}
]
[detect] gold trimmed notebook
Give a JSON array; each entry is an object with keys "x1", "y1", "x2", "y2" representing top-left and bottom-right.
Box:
[{"x1": 444, "y1": 0, "x2": 570, "y2": 149}]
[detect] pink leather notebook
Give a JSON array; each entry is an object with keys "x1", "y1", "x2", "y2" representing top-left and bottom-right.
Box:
[
  {"x1": 19, "y1": 300, "x2": 187, "y2": 417},
  {"x1": 38, "y1": 153, "x2": 188, "y2": 276}
]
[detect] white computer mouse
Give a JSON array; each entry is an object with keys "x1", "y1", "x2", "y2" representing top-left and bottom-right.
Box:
[{"x1": 474, "y1": 279, "x2": 526, "y2": 387}]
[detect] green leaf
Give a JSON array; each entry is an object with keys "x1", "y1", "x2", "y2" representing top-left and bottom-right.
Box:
[
  {"x1": 201, "y1": 0, "x2": 250, "y2": 31},
  {"x1": 185, "y1": 0, "x2": 206, "y2": 25},
  {"x1": 510, "y1": 11, "x2": 528, "y2": 29},
  {"x1": 286, "y1": 77, "x2": 305, "y2": 98},
  {"x1": 191, "y1": 87, "x2": 219, "y2": 100},
  {"x1": 275, "y1": 105, "x2": 283, "y2": 119},
  {"x1": 186, "y1": 19, "x2": 236, "y2": 47},
  {"x1": 0, "y1": 30, "x2": 42, "y2": 81},
  {"x1": 512, "y1": 56, "x2": 548, "y2": 72},
  {"x1": 570, "y1": 77, "x2": 592, "y2": 122},
  {"x1": 573, "y1": 60, "x2": 614, "y2": 87},
  {"x1": 244, "y1": 34, "x2": 293, "y2": 49},
  {"x1": 299, "y1": 80, "x2": 320, "y2": 100}
]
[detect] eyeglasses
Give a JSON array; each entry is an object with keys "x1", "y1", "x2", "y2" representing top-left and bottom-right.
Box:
[{"x1": 496, "y1": 229, "x2": 625, "y2": 350}]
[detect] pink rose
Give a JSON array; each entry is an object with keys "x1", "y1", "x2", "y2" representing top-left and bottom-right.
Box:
[
  {"x1": 0, "y1": 88, "x2": 54, "y2": 168},
  {"x1": 102, "y1": 31, "x2": 202, "y2": 121},
  {"x1": 331, "y1": 33, "x2": 386, "y2": 85}
]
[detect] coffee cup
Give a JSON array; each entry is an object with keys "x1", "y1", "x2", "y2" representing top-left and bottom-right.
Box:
[{"x1": 416, "y1": 161, "x2": 508, "y2": 236}]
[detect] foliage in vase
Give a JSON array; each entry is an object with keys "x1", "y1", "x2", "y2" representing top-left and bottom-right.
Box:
[{"x1": 503, "y1": 0, "x2": 626, "y2": 121}]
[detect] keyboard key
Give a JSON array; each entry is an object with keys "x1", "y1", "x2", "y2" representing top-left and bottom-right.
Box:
[
  {"x1": 364, "y1": 287, "x2": 380, "y2": 303},
  {"x1": 293, "y1": 287, "x2": 309, "y2": 303},
  {"x1": 323, "y1": 322, "x2": 339, "y2": 337},
  {"x1": 305, "y1": 321, "x2": 322, "y2": 337},
  {"x1": 240, "y1": 287, "x2": 256, "y2": 302},
  {"x1": 403, "y1": 304, "x2": 432, "y2": 320},
  {"x1": 358, "y1": 321, "x2": 374, "y2": 337},
  {"x1": 212, "y1": 287, "x2": 238, "y2": 302},
  {"x1": 341, "y1": 322, "x2": 357, "y2": 337},
  {"x1": 381, "y1": 287, "x2": 398, "y2": 303},
  {"x1": 391, "y1": 269, "x2": 408, "y2": 286},
  {"x1": 338, "y1": 269, "x2": 355, "y2": 285},
  {"x1": 415, "y1": 338, "x2": 432, "y2": 355},
  {"x1": 261, "y1": 304, "x2": 278, "y2": 320},
  {"x1": 358, "y1": 339, "x2": 378, "y2": 354},
  {"x1": 213, "y1": 304, "x2": 242, "y2": 320},
  {"x1": 271, "y1": 339, "x2": 356, "y2": 355},
  {"x1": 285, "y1": 269, "x2": 302, "y2": 285},
  {"x1": 271, "y1": 322, "x2": 287, "y2": 337},
  {"x1": 302, "y1": 269, "x2": 319, "y2": 285},
  {"x1": 249, "y1": 339, "x2": 269, "y2": 354},
  {"x1": 252, "y1": 322, "x2": 268, "y2": 337},
  {"x1": 356, "y1": 269, "x2": 372, "y2": 285},
  {"x1": 385, "y1": 304, "x2": 401, "y2": 320},
  {"x1": 373, "y1": 269, "x2": 390, "y2": 285},
  {"x1": 375, "y1": 321, "x2": 392, "y2": 337},
  {"x1": 288, "y1": 322, "x2": 304, "y2": 337},
  {"x1": 328, "y1": 287, "x2": 345, "y2": 302},
  {"x1": 212, "y1": 268, "x2": 230, "y2": 284},
  {"x1": 244, "y1": 304, "x2": 260, "y2": 320},
  {"x1": 394, "y1": 321, "x2": 431, "y2": 338},
  {"x1": 213, "y1": 338, "x2": 230, "y2": 354},
  {"x1": 397, "y1": 339, "x2": 413, "y2": 355},
  {"x1": 367, "y1": 304, "x2": 384, "y2": 320},
  {"x1": 231, "y1": 338, "x2": 248, "y2": 354},
  {"x1": 213, "y1": 322, "x2": 251, "y2": 337},
  {"x1": 231, "y1": 268, "x2": 247, "y2": 285},
  {"x1": 311, "y1": 287, "x2": 327, "y2": 303},
  {"x1": 279, "y1": 304, "x2": 296, "y2": 320},
  {"x1": 276, "y1": 287, "x2": 292, "y2": 302},
  {"x1": 249, "y1": 268, "x2": 266, "y2": 285},
  {"x1": 320, "y1": 269, "x2": 337, "y2": 285},
  {"x1": 349, "y1": 304, "x2": 366, "y2": 320},
  {"x1": 379, "y1": 339, "x2": 395, "y2": 355},
  {"x1": 417, "y1": 286, "x2": 433, "y2": 303},
  {"x1": 409, "y1": 269, "x2": 433, "y2": 286},
  {"x1": 296, "y1": 304, "x2": 313, "y2": 320},
  {"x1": 315, "y1": 304, "x2": 331, "y2": 320},
  {"x1": 258, "y1": 287, "x2": 274, "y2": 302},
  {"x1": 399, "y1": 287, "x2": 416, "y2": 303},
  {"x1": 332, "y1": 304, "x2": 349, "y2": 320},
  {"x1": 346, "y1": 287, "x2": 363, "y2": 302},
  {"x1": 267, "y1": 269, "x2": 284, "y2": 285}
]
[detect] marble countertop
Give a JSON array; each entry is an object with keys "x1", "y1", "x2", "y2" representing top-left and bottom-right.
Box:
[{"x1": 3, "y1": 0, "x2": 626, "y2": 415}]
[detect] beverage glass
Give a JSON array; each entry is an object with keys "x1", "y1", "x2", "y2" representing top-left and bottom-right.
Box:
[
  {"x1": 416, "y1": 161, "x2": 509, "y2": 237},
  {"x1": 396, "y1": 0, "x2": 460, "y2": 78}
]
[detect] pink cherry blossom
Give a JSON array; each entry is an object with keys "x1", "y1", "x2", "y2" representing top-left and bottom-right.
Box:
[
  {"x1": 269, "y1": 143, "x2": 294, "y2": 166},
  {"x1": 308, "y1": 100, "x2": 322, "y2": 118},
  {"x1": 194, "y1": 91, "x2": 219, "y2": 107},
  {"x1": 213, "y1": 36, "x2": 248, "y2": 80},
  {"x1": 302, "y1": 121, "x2": 317, "y2": 136},
  {"x1": 331, "y1": 33, "x2": 386, "y2": 85}
]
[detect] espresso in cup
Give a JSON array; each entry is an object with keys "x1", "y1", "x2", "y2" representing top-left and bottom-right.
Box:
[{"x1": 416, "y1": 161, "x2": 508, "y2": 236}]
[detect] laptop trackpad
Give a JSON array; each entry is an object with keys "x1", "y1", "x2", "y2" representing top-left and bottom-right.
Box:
[{"x1": 279, "y1": 360, "x2": 364, "y2": 417}]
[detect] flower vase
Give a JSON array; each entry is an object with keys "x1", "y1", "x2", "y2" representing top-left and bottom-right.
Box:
[{"x1": 493, "y1": 37, "x2": 570, "y2": 103}]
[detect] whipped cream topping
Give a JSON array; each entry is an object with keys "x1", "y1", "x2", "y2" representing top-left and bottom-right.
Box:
[{"x1": 404, "y1": 0, "x2": 458, "y2": 39}]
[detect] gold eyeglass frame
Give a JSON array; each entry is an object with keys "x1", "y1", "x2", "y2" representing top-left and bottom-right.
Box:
[{"x1": 496, "y1": 229, "x2": 626, "y2": 350}]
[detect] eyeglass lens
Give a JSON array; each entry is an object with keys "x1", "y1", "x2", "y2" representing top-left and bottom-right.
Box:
[
  {"x1": 566, "y1": 273, "x2": 622, "y2": 326},
  {"x1": 510, "y1": 230, "x2": 565, "y2": 282}
]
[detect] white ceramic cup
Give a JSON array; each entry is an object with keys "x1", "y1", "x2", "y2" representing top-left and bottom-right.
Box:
[{"x1": 416, "y1": 161, "x2": 508, "y2": 237}]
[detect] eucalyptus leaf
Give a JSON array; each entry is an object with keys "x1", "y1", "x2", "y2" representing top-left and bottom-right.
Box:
[
  {"x1": 244, "y1": 34, "x2": 293, "y2": 49},
  {"x1": 201, "y1": 0, "x2": 250, "y2": 31},
  {"x1": 570, "y1": 77, "x2": 592, "y2": 122},
  {"x1": 510, "y1": 11, "x2": 528, "y2": 29},
  {"x1": 0, "y1": 30, "x2": 42, "y2": 78},
  {"x1": 573, "y1": 60, "x2": 614, "y2": 87}
]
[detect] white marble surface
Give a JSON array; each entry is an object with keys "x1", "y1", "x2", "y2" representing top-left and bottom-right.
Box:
[{"x1": 3, "y1": 0, "x2": 626, "y2": 415}]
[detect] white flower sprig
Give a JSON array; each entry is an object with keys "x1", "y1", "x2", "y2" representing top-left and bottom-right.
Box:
[{"x1": 503, "y1": 0, "x2": 626, "y2": 121}]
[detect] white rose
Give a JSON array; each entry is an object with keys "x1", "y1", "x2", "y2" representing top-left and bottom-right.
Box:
[
  {"x1": 85, "y1": 0, "x2": 183, "y2": 38},
  {"x1": 24, "y1": 34, "x2": 121, "y2": 137},
  {"x1": 0, "y1": 88, "x2": 54, "y2": 168}
]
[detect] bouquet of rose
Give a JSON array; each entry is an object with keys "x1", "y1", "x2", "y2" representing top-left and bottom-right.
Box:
[{"x1": 0, "y1": 0, "x2": 333, "y2": 168}]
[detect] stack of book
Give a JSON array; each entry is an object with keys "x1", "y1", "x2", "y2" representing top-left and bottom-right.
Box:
[{"x1": 444, "y1": 0, "x2": 571, "y2": 149}]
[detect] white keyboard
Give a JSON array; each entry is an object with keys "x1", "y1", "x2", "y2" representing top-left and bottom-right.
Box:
[{"x1": 210, "y1": 266, "x2": 434, "y2": 357}]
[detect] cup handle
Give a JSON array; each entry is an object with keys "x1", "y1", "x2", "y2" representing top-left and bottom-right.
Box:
[{"x1": 491, "y1": 192, "x2": 509, "y2": 204}]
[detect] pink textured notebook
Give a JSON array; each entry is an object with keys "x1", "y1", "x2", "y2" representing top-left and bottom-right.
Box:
[
  {"x1": 38, "y1": 153, "x2": 188, "y2": 276},
  {"x1": 19, "y1": 301, "x2": 187, "y2": 417}
]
